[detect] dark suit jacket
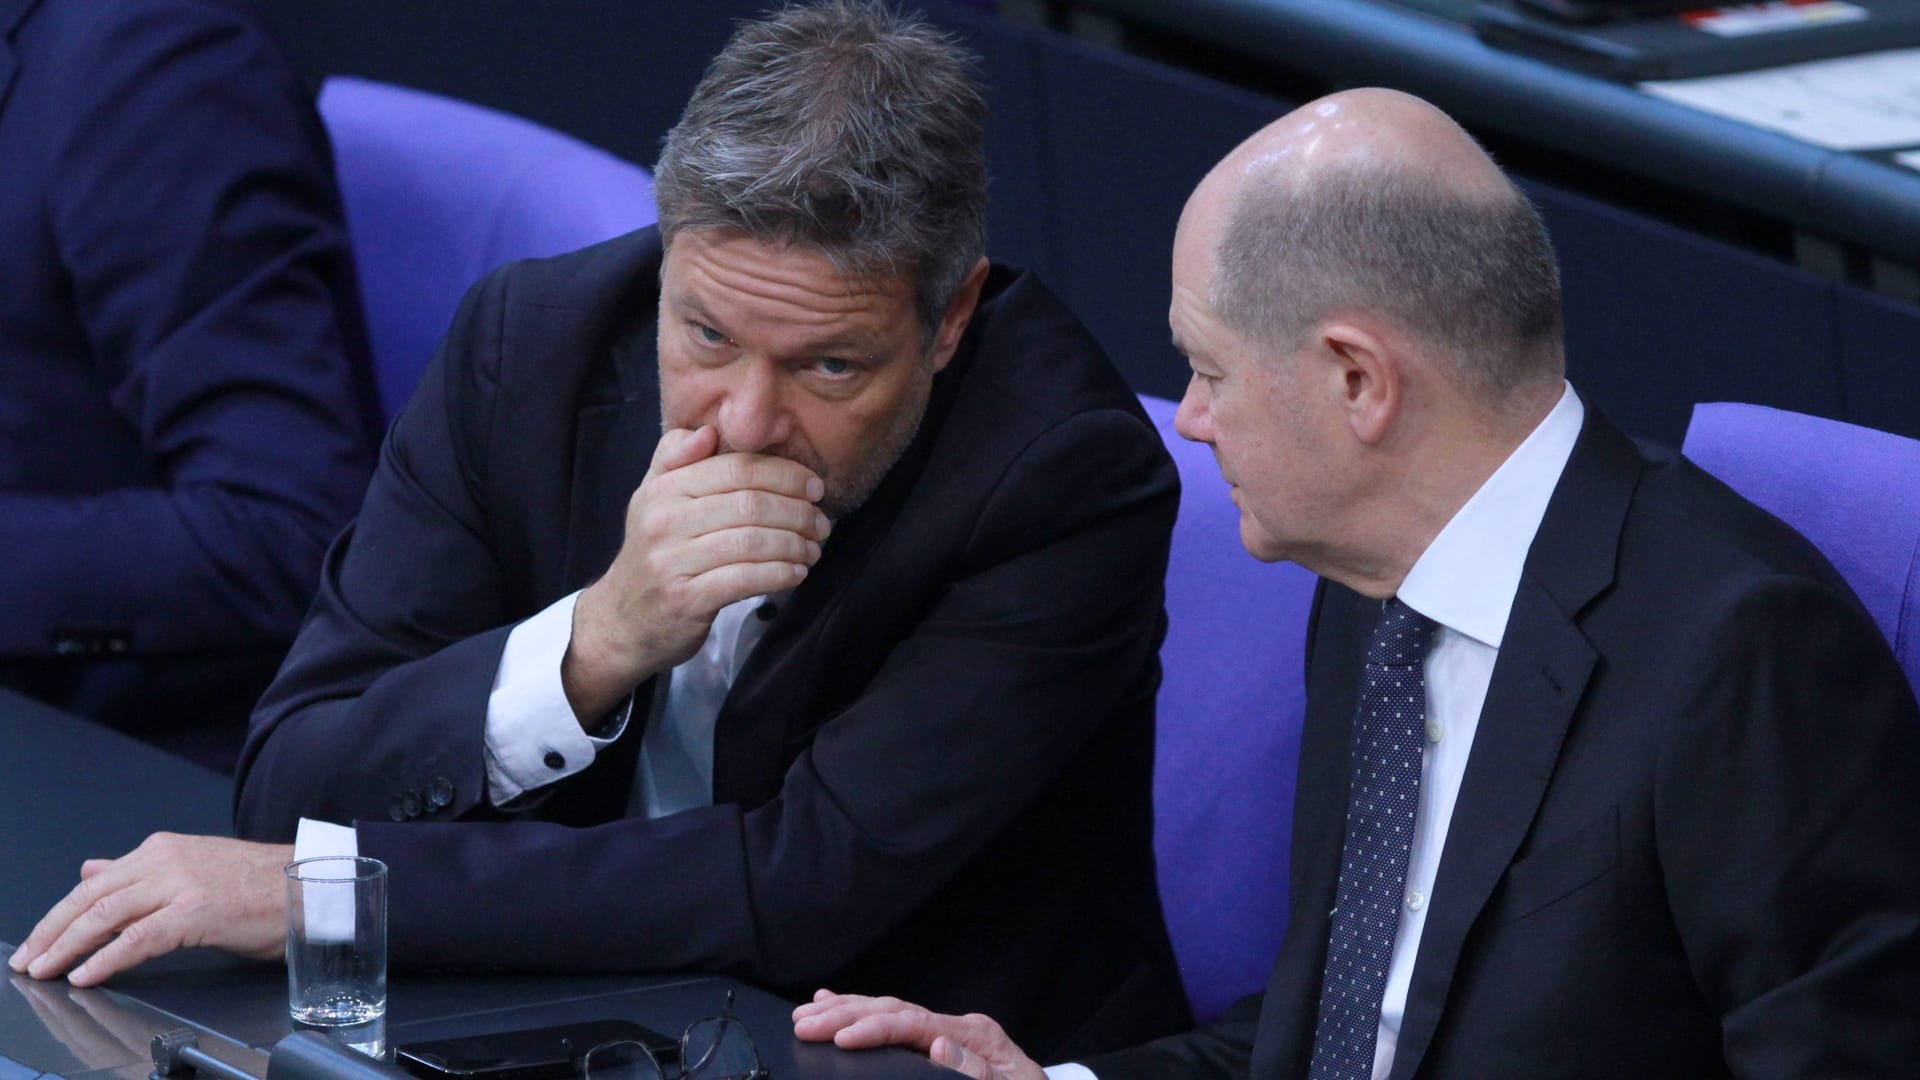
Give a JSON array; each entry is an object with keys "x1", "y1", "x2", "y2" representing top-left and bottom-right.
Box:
[
  {"x1": 0, "y1": 0, "x2": 379, "y2": 769},
  {"x1": 235, "y1": 228, "x2": 1191, "y2": 1059},
  {"x1": 1090, "y1": 408, "x2": 1920, "y2": 1078}
]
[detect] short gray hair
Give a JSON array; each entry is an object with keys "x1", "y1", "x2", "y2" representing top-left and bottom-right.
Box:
[
  {"x1": 1212, "y1": 160, "x2": 1564, "y2": 395},
  {"x1": 653, "y1": 0, "x2": 988, "y2": 340}
]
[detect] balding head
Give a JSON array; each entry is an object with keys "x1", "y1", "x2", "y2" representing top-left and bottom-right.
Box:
[{"x1": 1184, "y1": 88, "x2": 1564, "y2": 398}]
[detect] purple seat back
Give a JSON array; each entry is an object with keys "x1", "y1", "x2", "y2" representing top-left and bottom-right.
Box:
[
  {"x1": 1140, "y1": 394, "x2": 1316, "y2": 1021},
  {"x1": 317, "y1": 77, "x2": 657, "y2": 420},
  {"x1": 1682, "y1": 403, "x2": 1920, "y2": 694}
]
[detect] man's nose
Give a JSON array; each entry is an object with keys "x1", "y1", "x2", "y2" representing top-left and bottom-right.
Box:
[
  {"x1": 1173, "y1": 379, "x2": 1211, "y2": 445},
  {"x1": 715, "y1": 363, "x2": 792, "y2": 453}
]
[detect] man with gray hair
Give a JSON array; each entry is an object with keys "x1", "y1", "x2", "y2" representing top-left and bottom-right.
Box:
[
  {"x1": 13, "y1": 1, "x2": 1190, "y2": 1057},
  {"x1": 793, "y1": 87, "x2": 1920, "y2": 1078}
]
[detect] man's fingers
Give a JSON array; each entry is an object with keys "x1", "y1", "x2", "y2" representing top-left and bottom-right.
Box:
[
  {"x1": 25, "y1": 868, "x2": 167, "y2": 980},
  {"x1": 683, "y1": 527, "x2": 822, "y2": 576},
  {"x1": 795, "y1": 997, "x2": 1037, "y2": 1080},
  {"x1": 646, "y1": 426, "x2": 720, "y2": 481},
  {"x1": 794, "y1": 994, "x2": 933, "y2": 1049},
  {"x1": 684, "y1": 561, "x2": 810, "y2": 611},
  {"x1": 11, "y1": 864, "x2": 119, "y2": 973},
  {"x1": 65, "y1": 906, "x2": 190, "y2": 987},
  {"x1": 665, "y1": 451, "x2": 825, "y2": 503},
  {"x1": 931, "y1": 1037, "x2": 1001, "y2": 1080},
  {"x1": 792, "y1": 990, "x2": 861, "y2": 1032},
  {"x1": 671, "y1": 488, "x2": 830, "y2": 544},
  {"x1": 831, "y1": 1009, "x2": 948, "y2": 1053},
  {"x1": 11, "y1": 835, "x2": 290, "y2": 987}
]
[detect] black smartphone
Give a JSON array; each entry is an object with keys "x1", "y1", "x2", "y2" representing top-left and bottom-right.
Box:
[{"x1": 395, "y1": 1019, "x2": 677, "y2": 1080}]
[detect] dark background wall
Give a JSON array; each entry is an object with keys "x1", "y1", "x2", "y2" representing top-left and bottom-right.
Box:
[{"x1": 255, "y1": 0, "x2": 1920, "y2": 446}]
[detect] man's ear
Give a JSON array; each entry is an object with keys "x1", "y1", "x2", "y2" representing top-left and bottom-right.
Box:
[
  {"x1": 1319, "y1": 319, "x2": 1400, "y2": 446},
  {"x1": 928, "y1": 257, "x2": 991, "y2": 373}
]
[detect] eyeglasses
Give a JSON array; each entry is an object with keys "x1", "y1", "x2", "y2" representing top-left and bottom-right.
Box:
[{"x1": 582, "y1": 991, "x2": 767, "y2": 1080}]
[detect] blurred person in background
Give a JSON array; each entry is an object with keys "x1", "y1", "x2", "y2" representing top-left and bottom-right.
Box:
[{"x1": 0, "y1": 0, "x2": 381, "y2": 770}]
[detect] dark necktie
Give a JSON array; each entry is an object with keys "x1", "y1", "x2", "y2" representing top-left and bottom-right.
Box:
[{"x1": 1308, "y1": 597, "x2": 1438, "y2": 1080}]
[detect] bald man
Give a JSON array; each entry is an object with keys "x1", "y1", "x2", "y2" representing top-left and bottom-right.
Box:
[{"x1": 791, "y1": 89, "x2": 1920, "y2": 1078}]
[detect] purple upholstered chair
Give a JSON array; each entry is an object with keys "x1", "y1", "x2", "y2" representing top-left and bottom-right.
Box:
[
  {"x1": 1140, "y1": 394, "x2": 1318, "y2": 1021},
  {"x1": 1682, "y1": 403, "x2": 1920, "y2": 695},
  {"x1": 317, "y1": 77, "x2": 657, "y2": 421}
]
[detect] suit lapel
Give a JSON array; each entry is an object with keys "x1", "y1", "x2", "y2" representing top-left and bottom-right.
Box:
[
  {"x1": 561, "y1": 324, "x2": 661, "y2": 590},
  {"x1": 1387, "y1": 411, "x2": 1643, "y2": 1078},
  {"x1": 709, "y1": 319, "x2": 973, "y2": 804}
]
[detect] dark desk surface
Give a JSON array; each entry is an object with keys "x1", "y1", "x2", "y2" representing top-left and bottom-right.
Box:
[
  {"x1": 0, "y1": 690, "x2": 944, "y2": 1078},
  {"x1": 1, "y1": 954, "x2": 940, "y2": 1080},
  {"x1": 1074, "y1": 0, "x2": 1920, "y2": 263},
  {"x1": 1, "y1": 690, "x2": 234, "y2": 946}
]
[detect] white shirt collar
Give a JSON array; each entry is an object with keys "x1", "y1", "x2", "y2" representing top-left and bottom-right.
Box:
[{"x1": 1397, "y1": 383, "x2": 1584, "y2": 649}]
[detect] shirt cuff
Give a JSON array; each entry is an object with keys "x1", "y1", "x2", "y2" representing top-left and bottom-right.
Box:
[
  {"x1": 293, "y1": 817, "x2": 358, "y2": 860},
  {"x1": 1044, "y1": 1066, "x2": 1098, "y2": 1080},
  {"x1": 484, "y1": 590, "x2": 634, "y2": 805},
  {"x1": 291, "y1": 819, "x2": 360, "y2": 944}
]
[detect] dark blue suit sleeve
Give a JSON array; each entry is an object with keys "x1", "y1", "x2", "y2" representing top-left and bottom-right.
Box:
[
  {"x1": 1659, "y1": 576, "x2": 1920, "y2": 1076},
  {"x1": 235, "y1": 266, "x2": 516, "y2": 834},
  {"x1": 1078, "y1": 992, "x2": 1258, "y2": 1078},
  {"x1": 0, "y1": 0, "x2": 376, "y2": 655}
]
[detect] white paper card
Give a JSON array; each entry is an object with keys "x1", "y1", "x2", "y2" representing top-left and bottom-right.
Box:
[
  {"x1": 1642, "y1": 48, "x2": 1920, "y2": 150},
  {"x1": 1688, "y1": 2, "x2": 1868, "y2": 38},
  {"x1": 1899, "y1": 149, "x2": 1920, "y2": 168}
]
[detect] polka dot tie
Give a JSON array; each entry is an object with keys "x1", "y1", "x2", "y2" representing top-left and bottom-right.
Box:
[{"x1": 1308, "y1": 597, "x2": 1438, "y2": 1080}]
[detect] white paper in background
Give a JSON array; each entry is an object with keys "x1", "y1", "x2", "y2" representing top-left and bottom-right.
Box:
[
  {"x1": 1899, "y1": 149, "x2": 1920, "y2": 170},
  {"x1": 1642, "y1": 47, "x2": 1920, "y2": 150},
  {"x1": 1688, "y1": 1, "x2": 1868, "y2": 39}
]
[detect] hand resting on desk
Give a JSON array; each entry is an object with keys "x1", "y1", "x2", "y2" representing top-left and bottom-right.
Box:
[
  {"x1": 793, "y1": 990, "x2": 1045, "y2": 1080},
  {"x1": 7, "y1": 832, "x2": 289, "y2": 986}
]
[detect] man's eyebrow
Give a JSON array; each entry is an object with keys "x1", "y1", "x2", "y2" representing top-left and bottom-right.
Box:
[
  {"x1": 672, "y1": 290, "x2": 719, "y2": 327},
  {"x1": 668, "y1": 291, "x2": 885, "y2": 360},
  {"x1": 796, "y1": 331, "x2": 885, "y2": 360}
]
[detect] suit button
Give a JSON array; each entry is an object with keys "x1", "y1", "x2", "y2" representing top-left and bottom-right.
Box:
[
  {"x1": 543, "y1": 749, "x2": 566, "y2": 770},
  {"x1": 49, "y1": 629, "x2": 133, "y2": 655},
  {"x1": 400, "y1": 790, "x2": 424, "y2": 819},
  {"x1": 427, "y1": 777, "x2": 455, "y2": 809}
]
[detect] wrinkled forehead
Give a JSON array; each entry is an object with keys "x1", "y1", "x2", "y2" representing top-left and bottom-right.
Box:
[{"x1": 664, "y1": 229, "x2": 918, "y2": 335}]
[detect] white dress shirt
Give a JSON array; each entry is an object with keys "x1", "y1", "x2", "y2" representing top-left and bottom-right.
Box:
[
  {"x1": 1047, "y1": 383, "x2": 1583, "y2": 1080},
  {"x1": 483, "y1": 589, "x2": 780, "y2": 812},
  {"x1": 296, "y1": 590, "x2": 783, "y2": 853}
]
